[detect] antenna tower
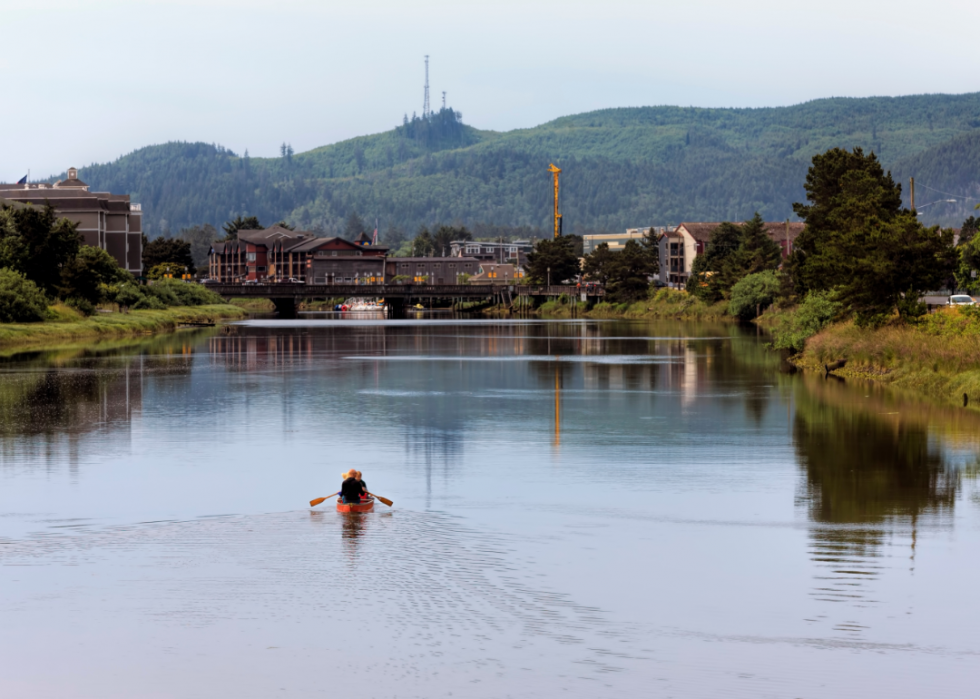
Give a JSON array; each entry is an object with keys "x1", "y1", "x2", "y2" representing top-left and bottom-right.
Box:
[
  {"x1": 423, "y1": 55, "x2": 430, "y2": 117},
  {"x1": 442, "y1": 91, "x2": 446, "y2": 110}
]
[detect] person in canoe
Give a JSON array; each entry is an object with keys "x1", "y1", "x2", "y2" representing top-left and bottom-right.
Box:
[
  {"x1": 354, "y1": 470, "x2": 369, "y2": 500},
  {"x1": 340, "y1": 470, "x2": 364, "y2": 503}
]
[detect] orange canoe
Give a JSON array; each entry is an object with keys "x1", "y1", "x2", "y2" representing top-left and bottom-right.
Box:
[{"x1": 336, "y1": 497, "x2": 374, "y2": 513}]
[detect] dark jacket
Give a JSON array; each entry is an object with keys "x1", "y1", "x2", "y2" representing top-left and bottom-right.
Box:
[{"x1": 340, "y1": 477, "x2": 365, "y2": 503}]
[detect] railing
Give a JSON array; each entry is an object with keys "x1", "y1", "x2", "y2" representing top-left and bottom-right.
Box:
[{"x1": 207, "y1": 282, "x2": 603, "y2": 298}]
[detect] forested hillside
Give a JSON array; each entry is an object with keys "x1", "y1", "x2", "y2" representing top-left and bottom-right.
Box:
[{"x1": 45, "y1": 95, "x2": 980, "y2": 240}]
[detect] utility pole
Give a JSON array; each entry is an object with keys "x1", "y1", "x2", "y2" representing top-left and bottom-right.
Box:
[
  {"x1": 423, "y1": 55, "x2": 430, "y2": 117},
  {"x1": 547, "y1": 163, "x2": 562, "y2": 238},
  {"x1": 442, "y1": 91, "x2": 446, "y2": 110},
  {"x1": 910, "y1": 176, "x2": 915, "y2": 213}
]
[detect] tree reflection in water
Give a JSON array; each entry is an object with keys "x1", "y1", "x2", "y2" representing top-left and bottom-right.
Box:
[{"x1": 792, "y1": 381, "x2": 960, "y2": 633}]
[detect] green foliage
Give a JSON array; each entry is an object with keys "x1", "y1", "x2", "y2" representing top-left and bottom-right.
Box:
[
  {"x1": 59, "y1": 246, "x2": 130, "y2": 306},
  {"x1": 790, "y1": 147, "x2": 957, "y2": 325},
  {"x1": 604, "y1": 240, "x2": 658, "y2": 303},
  {"x1": 150, "y1": 279, "x2": 225, "y2": 306},
  {"x1": 65, "y1": 296, "x2": 96, "y2": 316},
  {"x1": 222, "y1": 215, "x2": 263, "y2": 241},
  {"x1": 769, "y1": 290, "x2": 842, "y2": 352},
  {"x1": 411, "y1": 228, "x2": 434, "y2": 257},
  {"x1": 728, "y1": 270, "x2": 782, "y2": 319},
  {"x1": 582, "y1": 243, "x2": 616, "y2": 285},
  {"x1": 0, "y1": 203, "x2": 81, "y2": 294},
  {"x1": 143, "y1": 237, "x2": 196, "y2": 275},
  {"x1": 147, "y1": 262, "x2": 187, "y2": 280},
  {"x1": 66, "y1": 94, "x2": 980, "y2": 238},
  {"x1": 689, "y1": 214, "x2": 782, "y2": 302},
  {"x1": 524, "y1": 236, "x2": 579, "y2": 285},
  {"x1": 0, "y1": 268, "x2": 49, "y2": 323}
]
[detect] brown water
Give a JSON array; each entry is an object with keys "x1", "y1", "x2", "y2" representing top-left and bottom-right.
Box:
[{"x1": 1, "y1": 318, "x2": 978, "y2": 698}]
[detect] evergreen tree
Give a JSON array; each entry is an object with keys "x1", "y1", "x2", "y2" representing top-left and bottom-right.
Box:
[
  {"x1": 411, "y1": 228, "x2": 434, "y2": 257},
  {"x1": 790, "y1": 147, "x2": 956, "y2": 324},
  {"x1": 524, "y1": 236, "x2": 579, "y2": 285},
  {"x1": 582, "y1": 243, "x2": 616, "y2": 285},
  {"x1": 142, "y1": 237, "x2": 196, "y2": 276},
  {"x1": 222, "y1": 215, "x2": 263, "y2": 241},
  {"x1": 605, "y1": 240, "x2": 656, "y2": 302}
]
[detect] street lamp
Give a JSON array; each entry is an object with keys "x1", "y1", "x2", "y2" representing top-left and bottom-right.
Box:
[{"x1": 547, "y1": 267, "x2": 551, "y2": 293}]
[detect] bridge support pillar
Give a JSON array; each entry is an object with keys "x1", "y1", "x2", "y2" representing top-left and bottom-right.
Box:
[{"x1": 272, "y1": 298, "x2": 297, "y2": 318}]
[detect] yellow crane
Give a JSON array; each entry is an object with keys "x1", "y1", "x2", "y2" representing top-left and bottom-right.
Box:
[{"x1": 547, "y1": 163, "x2": 562, "y2": 238}]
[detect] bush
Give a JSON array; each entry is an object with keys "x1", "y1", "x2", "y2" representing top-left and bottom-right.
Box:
[
  {"x1": 59, "y1": 245, "x2": 130, "y2": 305},
  {"x1": 729, "y1": 270, "x2": 781, "y2": 320},
  {"x1": 132, "y1": 295, "x2": 167, "y2": 310},
  {"x1": 0, "y1": 267, "x2": 49, "y2": 323},
  {"x1": 65, "y1": 296, "x2": 95, "y2": 316},
  {"x1": 769, "y1": 290, "x2": 842, "y2": 352},
  {"x1": 152, "y1": 279, "x2": 224, "y2": 306}
]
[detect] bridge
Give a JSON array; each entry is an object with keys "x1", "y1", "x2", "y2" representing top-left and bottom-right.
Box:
[{"x1": 209, "y1": 283, "x2": 603, "y2": 316}]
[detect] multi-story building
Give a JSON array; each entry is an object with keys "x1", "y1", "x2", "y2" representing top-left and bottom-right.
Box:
[
  {"x1": 0, "y1": 167, "x2": 143, "y2": 274},
  {"x1": 583, "y1": 228, "x2": 664, "y2": 254},
  {"x1": 658, "y1": 221, "x2": 804, "y2": 287},
  {"x1": 209, "y1": 226, "x2": 389, "y2": 284},
  {"x1": 449, "y1": 240, "x2": 533, "y2": 265},
  {"x1": 385, "y1": 257, "x2": 481, "y2": 284}
]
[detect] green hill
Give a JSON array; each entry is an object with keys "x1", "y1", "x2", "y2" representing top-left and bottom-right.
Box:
[{"x1": 52, "y1": 95, "x2": 980, "y2": 238}]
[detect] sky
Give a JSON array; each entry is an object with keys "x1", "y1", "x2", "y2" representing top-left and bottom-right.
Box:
[{"x1": 1, "y1": 0, "x2": 979, "y2": 182}]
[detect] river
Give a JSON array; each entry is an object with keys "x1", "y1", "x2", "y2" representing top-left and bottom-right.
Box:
[{"x1": 1, "y1": 317, "x2": 978, "y2": 698}]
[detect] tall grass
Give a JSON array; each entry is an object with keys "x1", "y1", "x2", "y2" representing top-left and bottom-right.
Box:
[
  {"x1": 801, "y1": 307, "x2": 980, "y2": 405},
  {"x1": 0, "y1": 304, "x2": 245, "y2": 348}
]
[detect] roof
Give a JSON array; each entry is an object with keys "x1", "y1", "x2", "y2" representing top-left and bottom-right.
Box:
[
  {"x1": 388, "y1": 257, "x2": 480, "y2": 263},
  {"x1": 55, "y1": 177, "x2": 89, "y2": 189},
  {"x1": 353, "y1": 231, "x2": 373, "y2": 244},
  {"x1": 676, "y1": 221, "x2": 805, "y2": 243}
]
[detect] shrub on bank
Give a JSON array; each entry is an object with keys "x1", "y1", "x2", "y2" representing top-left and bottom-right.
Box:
[
  {"x1": 768, "y1": 291, "x2": 841, "y2": 353},
  {"x1": 728, "y1": 270, "x2": 781, "y2": 320},
  {"x1": 0, "y1": 268, "x2": 49, "y2": 323},
  {"x1": 114, "y1": 280, "x2": 226, "y2": 311}
]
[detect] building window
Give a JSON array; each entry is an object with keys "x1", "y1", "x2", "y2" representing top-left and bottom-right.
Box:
[{"x1": 246, "y1": 252, "x2": 256, "y2": 262}]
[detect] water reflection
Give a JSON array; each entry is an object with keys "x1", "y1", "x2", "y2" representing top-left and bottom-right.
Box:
[{"x1": 792, "y1": 375, "x2": 964, "y2": 635}]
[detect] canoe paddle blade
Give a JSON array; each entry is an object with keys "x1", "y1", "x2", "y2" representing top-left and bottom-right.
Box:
[
  {"x1": 309, "y1": 492, "x2": 339, "y2": 508},
  {"x1": 369, "y1": 493, "x2": 393, "y2": 507}
]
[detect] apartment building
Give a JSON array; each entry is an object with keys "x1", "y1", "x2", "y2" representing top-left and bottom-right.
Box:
[
  {"x1": 658, "y1": 221, "x2": 805, "y2": 287},
  {"x1": 0, "y1": 167, "x2": 143, "y2": 274}
]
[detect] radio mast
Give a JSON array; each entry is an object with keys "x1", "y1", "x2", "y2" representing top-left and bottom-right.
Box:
[{"x1": 423, "y1": 55, "x2": 430, "y2": 117}]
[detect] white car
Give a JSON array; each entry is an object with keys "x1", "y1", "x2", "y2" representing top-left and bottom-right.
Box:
[{"x1": 948, "y1": 294, "x2": 977, "y2": 306}]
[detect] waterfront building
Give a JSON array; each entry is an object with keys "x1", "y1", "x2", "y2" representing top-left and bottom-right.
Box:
[
  {"x1": 209, "y1": 227, "x2": 389, "y2": 284},
  {"x1": 449, "y1": 240, "x2": 533, "y2": 265},
  {"x1": 658, "y1": 221, "x2": 804, "y2": 287},
  {"x1": 385, "y1": 257, "x2": 481, "y2": 284},
  {"x1": 468, "y1": 263, "x2": 521, "y2": 284},
  {"x1": 0, "y1": 167, "x2": 143, "y2": 274},
  {"x1": 583, "y1": 228, "x2": 664, "y2": 254}
]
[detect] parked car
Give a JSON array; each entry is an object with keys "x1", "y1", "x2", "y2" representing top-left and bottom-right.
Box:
[{"x1": 948, "y1": 294, "x2": 977, "y2": 306}]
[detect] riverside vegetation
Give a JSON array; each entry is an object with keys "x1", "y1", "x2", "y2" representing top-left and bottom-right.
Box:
[
  {"x1": 0, "y1": 202, "x2": 242, "y2": 347},
  {"x1": 530, "y1": 146, "x2": 980, "y2": 408}
]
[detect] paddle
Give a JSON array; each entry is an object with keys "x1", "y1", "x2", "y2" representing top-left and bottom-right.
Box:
[
  {"x1": 309, "y1": 492, "x2": 339, "y2": 507},
  {"x1": 367, "y1": 492, "x2": 393, "y2": 507}
]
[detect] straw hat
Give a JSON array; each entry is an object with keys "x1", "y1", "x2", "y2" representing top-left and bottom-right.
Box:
[{"x1": 342, "y1": 469, "x2": 358, "y2": 479}]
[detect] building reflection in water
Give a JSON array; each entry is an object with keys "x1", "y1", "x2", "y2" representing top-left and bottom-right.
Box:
[{"x1": 792, "y1": 377, "x2": 964, "y2": 636}]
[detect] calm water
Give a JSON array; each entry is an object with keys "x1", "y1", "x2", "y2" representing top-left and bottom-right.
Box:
[{"x1": 1, "y1": 318, "x2": 979, "y2": 698}]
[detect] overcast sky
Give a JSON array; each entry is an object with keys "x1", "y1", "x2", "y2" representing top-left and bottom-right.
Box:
[{"x1": 2, "y1": 0, "x2": 978, "y2": 182}]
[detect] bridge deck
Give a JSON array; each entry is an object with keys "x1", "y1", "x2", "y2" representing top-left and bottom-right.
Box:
[{"x1": 208, "y1": 284, "x2": 601, "y2": 299}]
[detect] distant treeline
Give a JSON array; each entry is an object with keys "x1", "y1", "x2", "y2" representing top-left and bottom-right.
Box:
[{"x1": 46, "y1": 94, "x2": 980, "y2": 239}]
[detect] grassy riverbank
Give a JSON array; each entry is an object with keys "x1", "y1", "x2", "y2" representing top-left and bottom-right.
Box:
[
  {"x1": 0, "y1": 304, "x2": 246, "y2": 349},
  {"x1": 522, "y1": 289, "x2": 729, "y2": 321},
  {"x1": 789, "y1": 307, "x2": 980, "y2": 407}
]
